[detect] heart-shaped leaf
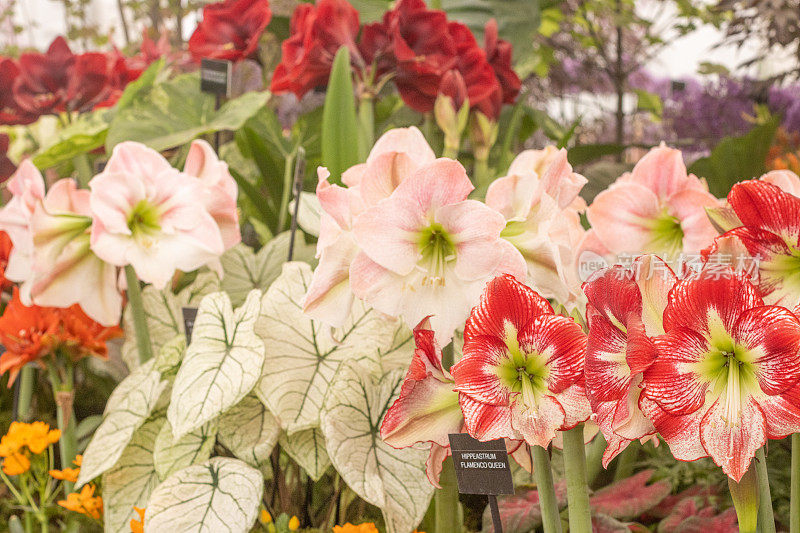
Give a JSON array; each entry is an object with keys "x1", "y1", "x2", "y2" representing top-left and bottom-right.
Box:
[
  {"x1": 321, "y1": 361, "x2": 434, "y2": 533},
  {"x1": 217, "y1": 395, "x2": 281, "y2": 476},
  {"x1": 590, "y1": 469, "x2": 671, "y2": 520},
  {"x1": 279, "y1": 428, "x2": 331, "y2": 482},
  {"x1": 153, "y1": 420, "x2": 217, "y2": 481},
  {"x1": 167, "y1": 290, "x2": 264, "y2": 439},
  {"x1": 481, "y1": 482, "x2": 568, "y2": 533}
]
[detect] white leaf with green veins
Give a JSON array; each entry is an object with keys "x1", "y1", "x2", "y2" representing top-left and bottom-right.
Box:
[
  {"x1": 154, "y1": 420, "x2": 217, "y2": 481},
  {"x1": 102, "y1": 415, "x2": 166, "y2": 533},
  {"x1": 279, "y1": 427, "x2": 330, "y2": 481},
  {"x1": 155, "y1": 334, "x2": 186, "y2": 375},
  {"x1": 321, "y1": 362, "x2": 434, "y2": 533},
  {"x1": 168, "y1": 290, "x2": 264, "y2": 440},
  {"x1": 145, "y1": 457, "x2": 264, "y2": 533},
  {"x1": 254, "y1": 262, "x2": 412, "y2": 434},
  {"x1": 77, "y1": 359, "x2": 166, "y2": 487},
  {"x1": 220, "y1": 233, "x2": 316, "y2": 307},
  {"x1": 217, "y1": 395, "x2": 280, "y2": 476},
  {"x1": 122, "y1": 271, "x2": 220, "y2": 370}
]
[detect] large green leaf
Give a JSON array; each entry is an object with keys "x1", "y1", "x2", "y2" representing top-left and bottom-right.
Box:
[
  {"x1": 77, "y1": 359, "x2": 167, "y2": 487},
  {"x1": 254, "y1": 262, "x2": 413, "y2": 434},
  {"x1": 106, "y1": 73, "x2": 269, "y2": 152},
  {"x1": 32, "y1": 109, "x2": 110, "y2": 169},
  {"x1": 102, "y1": 415, "x2": 166, "y2": 533},
  {"x1": 321, "y1": 362, "x2": 434, "y2": 533},
  {"x1": 688, "y1": 116, "x2": 780, "y2": 197},
  {"x1": 145, "y1": 457, "x2": 264, "y2": 532},
  {"x1": 321, "y1": 46, "x2": 361, "y2": 184},
  {"x1": 167, "y1": 290, "x2": 264, "y2": 439}
]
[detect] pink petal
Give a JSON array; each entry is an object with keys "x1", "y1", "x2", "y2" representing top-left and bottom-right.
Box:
[
  {"x1": 555, "y1": 382, "x2": 592, "y2": 430},
  {"x1": 392, "y1": 158, "x2": 474, "y2": 213},
  {"x1": 103, "y1": 141, "x2": 173, "y2": 186},
  {"x1": 351, "y1": 196, "x2": 422, "y2": 276},
  {"x1": 303, "y1": 233, "x2": 359, "y2": 328},
  {"x1": 425, "y1": 444, "x2": 451, "y2": 488},
  {"x1": 586, "y1": 181, "x2": 661, "y2": 254},
  {"x1": 435, "y1": 199, "x2": 506, "y2": 280},
  {"x1": 627, "y1": 144, "x2": 690, "y2": 200},
  {"x1": 360, "y1": 151, "x2": 428, "y2": 206},
  {"x1": 367, "y1": 126, "x2": 435, "y2": 167},
  {"x1": 511, "y1": 395, "x2": 565, "y2": 448},
  {"x1": 638, "y1": 395, "x2": 706, "y2": 462},
  {"x1": 667, "y1": 188, "x2": 721, "y2": 253},
  {"x1": 761, "y1": 169, "x2": 800, "y2": 197},
  {"x1": 348, "y1": 251, "x2": 404, "y2": 317}
]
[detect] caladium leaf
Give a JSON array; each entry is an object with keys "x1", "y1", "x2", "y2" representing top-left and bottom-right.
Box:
[
  {"x1": 667, "y1": 509, "x2": 738, "y2": 533},
  {"x1": 279, "y1": 428, "x2": 331, "y2": 482},
  {"x1": 122, "y1": 271, "x2": 220, "y2": 370},
  {"x1": 167, "y1": 290, "x2": 264, "y2": 440},
  {"x1": 217, "y1": 395, "x2": 280, "y2": 476},
  {"x1": 321, "y1": 361, "x2": 434, "y2": 533},
  {"x1": 153, "y1": 420, "x2": 217, "y2": 481},
  {"x1": 590, "y1": 469, "x2": 671, "y2": 520},
  {"x1": 255, "y1": 262, "x2": 412, "y2": 434},
  {"x1": 102, "y1": 415, "x2": 166, "y2": 533},
  {"x1": 77, "y1": 359, "x2": 167, "y2": 487},
  {"x1": 481, "y1": 482, "x2": 568, "y2": 533},
  {"x1": 155, "y1": 335, "x2": 186, "y2": 375},
  {"x1": 145, "y1": 457, "x2": 264, "y2": 532},
  {"x1": 220, "y1": 233, "x2": 315, "y2": 307}
]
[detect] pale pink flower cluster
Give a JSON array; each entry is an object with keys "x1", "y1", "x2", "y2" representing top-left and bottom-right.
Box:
[{"x1": 0, "y1": 140, "x2": 239, "y2": 325}]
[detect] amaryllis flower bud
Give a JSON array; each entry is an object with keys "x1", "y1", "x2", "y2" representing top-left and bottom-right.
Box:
[{"x1": 434, "y1": 70, "x2": 469, "y2": 155}]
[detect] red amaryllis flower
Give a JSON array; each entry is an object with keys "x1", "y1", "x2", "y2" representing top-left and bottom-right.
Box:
[
  {"x1": 270, "y1": 0, "x2": 361, "y2": 98},
  {"x1": 452, "y1": 274, "x2": 590, "y2": 448},
  {"x1": 388, "y1": 0, "x2": 457, "y2": 113},
  {"x1": 188, "y1": 0, "x2": 272, "y2": 62},
  {"x1": 446, "y1": 21, "x2": 502, "y2": 119},
  {"x1": 483, "y1": 19, "x2": 520, "y2": 105},
  {"x1": 13, "y1": 37, "x2": 109, "y2": 115},
  {"x1": 705, "y1": 180, "x2": 800, "y2": 310},
  {"x1": 583, "y1": 255, "x2": 671, "y2": 466},
  {"x1": 0, "y1": 134, "x2": 15, "y2": 182},
  {"x1": 0, "y1": 289, "x2": 122, "y2": 385},
  {"x1": 96, "y1": 51, "x2": 145, "y2": 108},
  {"x1": 0, "y1": 59, "x2": 37, "y2": 125},
  {"x1": 640, "y1": 267, "x2": 800, "y2": 481},
  {"x1": 381, "y1": 317, "x2": 463, "y2": 487},
  {"x1": 0, "y1": 230, "x2": 13, "y2": 292}
]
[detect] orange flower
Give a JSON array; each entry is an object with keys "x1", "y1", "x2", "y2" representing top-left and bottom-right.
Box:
[
  {"x1": 0, "y1": 289, "x2": 122, "y2": 384},
  {"x1": 0, "y1": 231, "x2": 12, "y2": 292},
  {"x1": 0, "y1": 421, "x2": 60, "y2": 475},
  {"x1": 50, "y1": 454, "x2": 82, "y2": 483},
  {"x1": 58, "y1": 483, "x2": 103, "y2": 519},
  {"x1": 130, "y1": 506, "x2": 145, "y2": 533},
  {"x1": 333, "y1": 523, "x2": 380, "y2": 533}
]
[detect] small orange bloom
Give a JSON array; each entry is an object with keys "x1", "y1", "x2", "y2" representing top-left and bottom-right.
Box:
[
  {"x1": 49, "y1": 454, "x2": 81, "y2": 483},
  {"x1": 2, "y1": 452, "x2": 30, "y2": 475},
  {"x1": 58, "y1": 484, "x2": 103, "y2": 519},
  {"x1": 333, "y1": 523, "x2": 380, "y2": 533},
  {"x1": 0, "y1": 421, "x2": 60, "y2": 475},
  {"x1": 130, "y1": 506, "x2": 145, "y2": 533}
]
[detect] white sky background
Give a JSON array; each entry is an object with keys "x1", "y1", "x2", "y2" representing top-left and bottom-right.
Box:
[{"x1": 5, "y1": 0, "x2": 790, "y2": 78}]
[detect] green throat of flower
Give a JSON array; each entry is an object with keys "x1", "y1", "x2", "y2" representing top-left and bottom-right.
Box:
[
  {"x1": 495, "y1": 322, "x2": 550, "y2": 409},
  {"x1": 646, "y1": 208, "x2": 683, "y2": 257},
  {"x1": 127, "y1": 200, "x2": 162, "y2": 239},
  {"x1": 417, "y1": 223, "x2": 456, "y2": 286}
]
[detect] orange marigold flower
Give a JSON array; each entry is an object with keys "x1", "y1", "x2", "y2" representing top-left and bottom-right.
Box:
[
  {"x1": 2, "y1": 452, "x2": 30, "y2": 475},
  {"x1": 333, "y1": 523, "x2": 380, "y2": 533},
  {"x1": 50, "y1": 454, "x2": 81, "y2": 483},
  {"x1": 130, "y1": 506, "x2": 145, "y2": 533},
  {"x1": 0, "y1": 289, "x2": 122, "y2": 384},
  {"x1": 0, "y1": 421, "x2": 60, "y2": 475},
  {"x1": 0, "y1": 231, "x2": 12, "y2": 292},
  {"x1": 58, "y1": 484, "x2": 103, "y2": 520}
]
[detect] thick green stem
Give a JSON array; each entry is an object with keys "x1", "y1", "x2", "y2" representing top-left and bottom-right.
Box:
[
  {"x1": 729, "y1": 460, "x2": 760, "y2": 533},
  {"x1": 563, "y1": 425, "x2": 592, "y2": 533},
  {"x1": 755, "y1": 448, "x2": 775, "y2": 533},
  {"x1": 474, "y1": 157, "x2": 490, "y2": 191},
  {"x1": 277, "y1": 154, "x2": 295, "y2": 232},
  {"x1": 72, "y1": 153, "x2": 93, "y2": 187},
  {"x1": 434, "y1": 457, "x2": 462, "y2": 532},
  {"x1": 357, "y1": 97, "x2": 374, "y2": 159},
  {"x1": 613, "y1": 440, "x2": 639, "y2": 482},
  {"x1": 16, "y1": 365, "x2": 35, "y2": 422},
  {"x1": 442, "y1": 146, "x2": 458, "y2": 159},
  {"x1": 792, "y1": 434, "x2": 800, "y2": 533},
  {"x1": 533, "y1": 445, "x2": 563, "y2": 533},
  {"x1": 125, "y1": 265, "x2": 153, "y2": 364},
  {"x1": 47, "y1": 364, "x2": 76, "y2": 496},
  {"x1": 585, "y1": 433, "x2": 607, "y2": 486}
]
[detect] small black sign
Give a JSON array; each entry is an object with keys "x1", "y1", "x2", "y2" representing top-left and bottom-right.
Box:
[
  {"x1": 182, "y1": 307, "x2": 199, "y2": 344},
  {"x1": 448, "y1": 433, "x2": 514, "y2": 496},
  {"x1": 200, "y1": 58, "x2": 232, "y2": 97}
]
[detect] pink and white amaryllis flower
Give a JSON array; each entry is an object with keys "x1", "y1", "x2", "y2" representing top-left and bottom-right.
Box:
[
  {"x1": 0, "y1": 160, "x2": 45, "y2": 283},
  {"x1": 761, "y1": 169, "x2": 800, "y2": 197},
  {"x1": 183, "y1": 139, "x2": 241, "y2": 251},
  {"x1": 485, "y1": 146, "x2": 587, "y2": 307},
  {"x1": 350, "y1": 159, "x2": 526, "y2": 341},
  {"x1": 303, "y1": 126, "x2": 436, "y2": 327},
  {"x1": 587, "y1": 144, "x2": 720, "y2": 260},
  {"x1": 705, "y1": 180, "x2": 800, "y2": 310},
  {"x1": 640, "y1": 267, "x2": 800, "y2": 481},
  {"x1": 451, "y1": 274, "x2": 591, "y2": 448},
  {"x1": 89, "y1": 142, "x2": 226, "y2": 289},
  {"x1": 29, "y1": 179, "x2": 122, "y2": 325},
  {"x1": 583, "y1": 255, "x2": 673, "y2": 466},
  {"x1": 381, "y1": 317, "x2": 463, "y2": 487}
]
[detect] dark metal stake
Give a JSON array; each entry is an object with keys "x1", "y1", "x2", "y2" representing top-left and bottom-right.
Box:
[
  {"x1": 489, "y1": 494, "x2": 503, "y2": 533},
  {"x1": 287, "y1": 147, "x2": 306, "y2": 262}
]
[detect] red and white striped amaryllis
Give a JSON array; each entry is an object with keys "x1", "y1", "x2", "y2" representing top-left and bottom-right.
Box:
[
  {"x1": 706, "y1": 180, "x2": 800, "y2": 310},
  {"x1": 583, "y1": 255, "x2": 673, "y2": 466},
  {"x1": 452, "y1": 274, "x2": 590, "y2": 448},
  {"x1": 640, "y1": 266, "x2": 800, "y2": 481},
  {"x1": 380, "y1": 317, "x2": 463, "y2": 487}
]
